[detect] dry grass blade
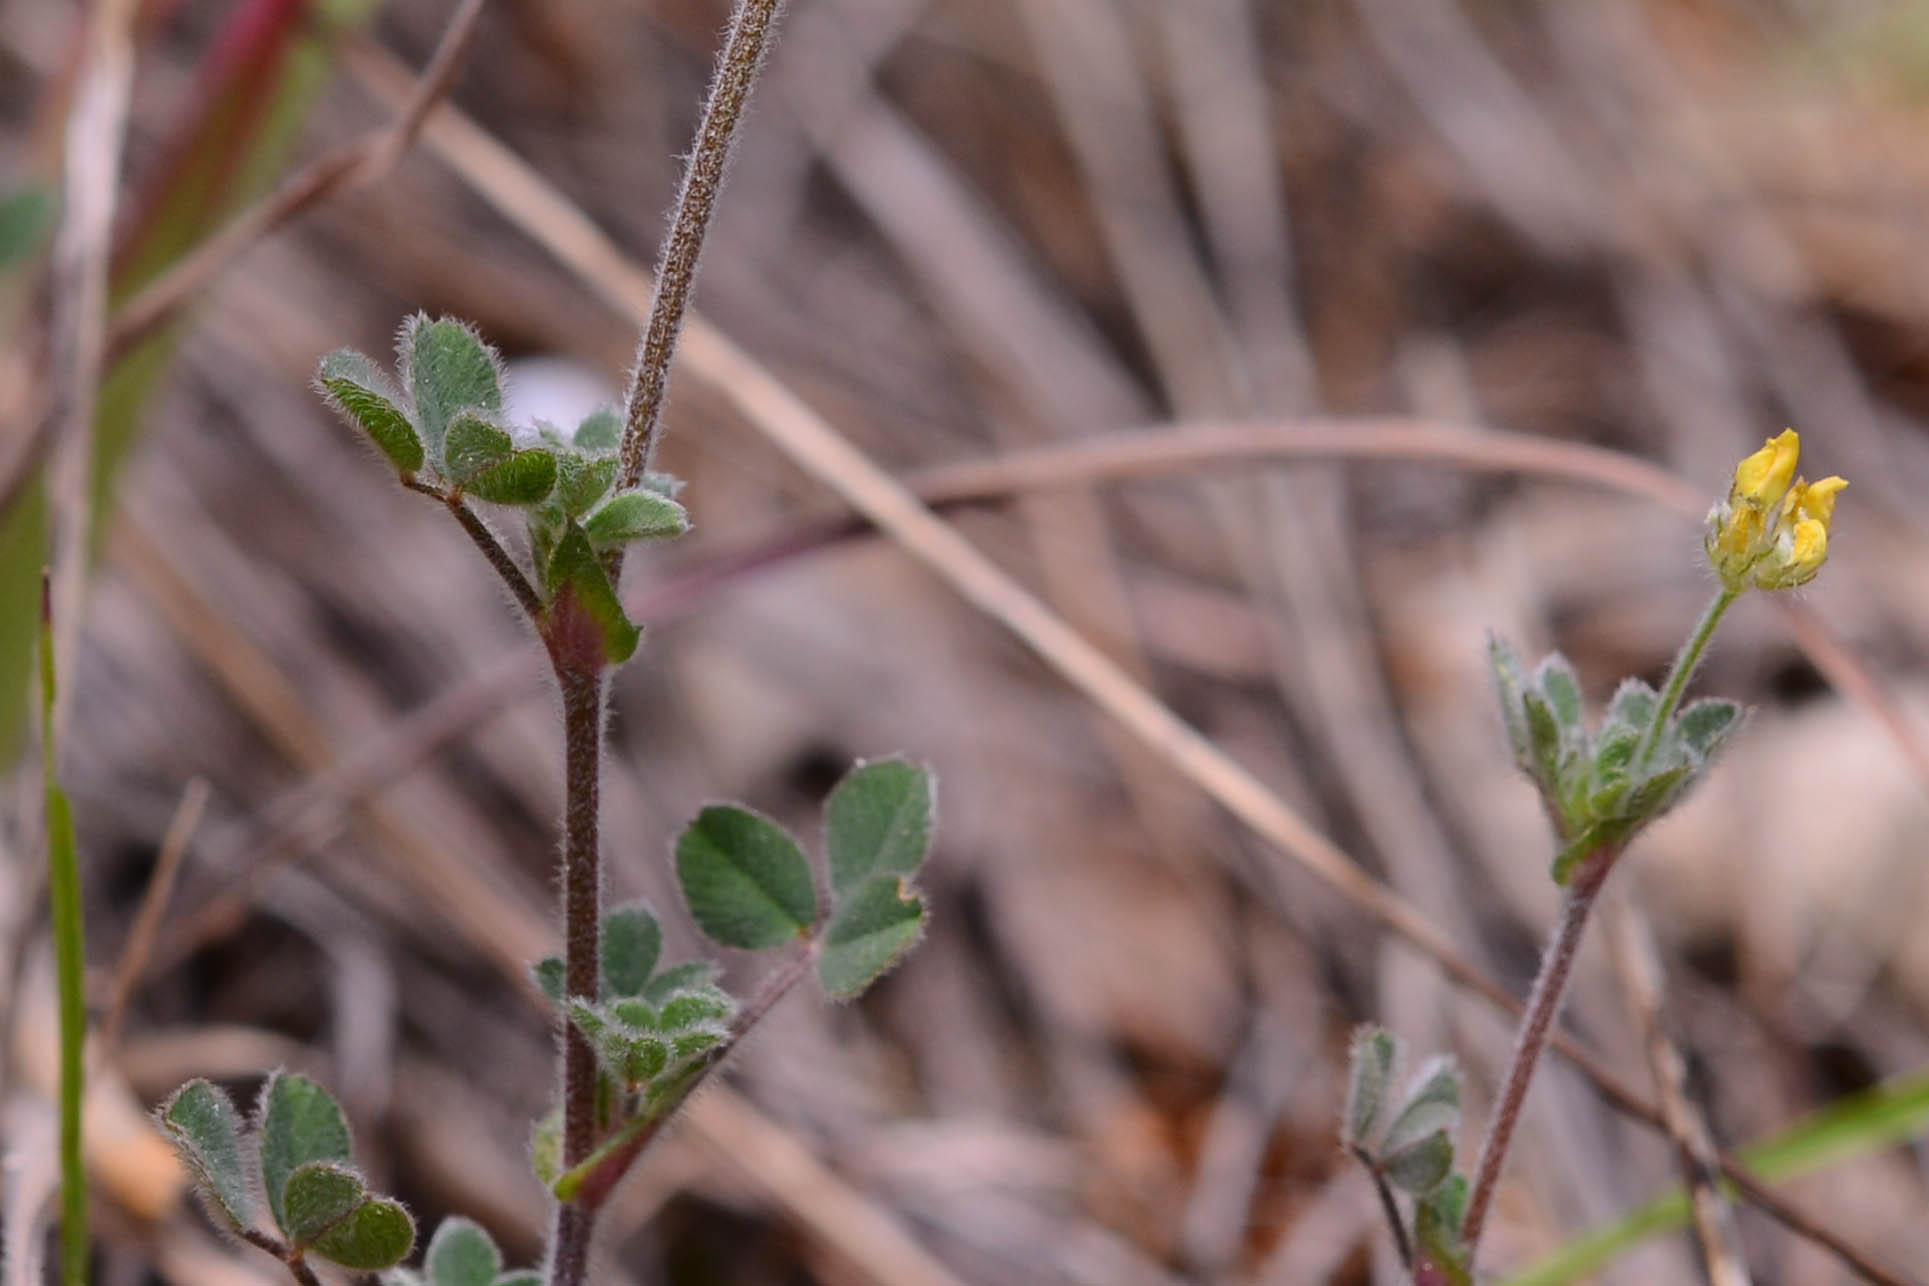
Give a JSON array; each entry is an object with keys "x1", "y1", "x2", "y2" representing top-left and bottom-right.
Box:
[{"x1": 97, "y1": 776, "x2": 209, "y2": 1056}]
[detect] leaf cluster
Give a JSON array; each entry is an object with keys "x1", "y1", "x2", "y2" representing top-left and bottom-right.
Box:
[
  {"x1": 1344, "y1": 1027, "x2": 1472, "y2": 1284},
  {"x1": 159, "y1": 1073, "x2": 415, "y2": 1277},
  {"x1": 316, "y1": 316, "x2": 690, "y2": 664},
  {"x1": 1489, "y1": 636, "x2": 1741, "y2": 883}
]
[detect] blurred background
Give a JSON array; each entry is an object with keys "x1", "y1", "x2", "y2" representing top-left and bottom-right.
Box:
[{"x1": 3, "y1": 0, "x2": 1929, "y2": 1281}]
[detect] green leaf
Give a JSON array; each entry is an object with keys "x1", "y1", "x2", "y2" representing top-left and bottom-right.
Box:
[
  {"x1": 1507, "y1": 1067, "x2": 1929, "y2": 1285},
  {"x1": 1343, "y1": 1026, "x2": 1401, "y2": 1150},
  {"x1": 825, "y1": 758, "x2": 934, "y2": 901},
  {"x1": 1590, "y1": 723, "x2": 1640, "y2": 788},
  {"x1": 157, "y1": 1079, "x2": 252, "y2": 1230},
  {"x1": 532, "y1": 955, "x2": 564, "y2": 1003},
  {"x1": 1533, "y1": 655, "x2": 1585, "y2": 733},
  {"x1": 402, "y1": 315, "x2": 502, "y2": 458},
  {"x1": 1676, "y1": 698, "x2": 1743, "y2": 761},
  {"x1": 582, "y1": 490, "x2": 689, "y2": 547},
  {"x1": 310, "y1": 1196, "x2": 415, "y2": 1271},
  {"x1": 257, "y1": 1071, "x2": 353, "y2": 1236},
  {"x1": 0, "y1": 185, "x2": 53, "y2": 268},
  {"x1": 1488, "y1": 634, "x2": 1533, "y2": 769},
  {"x1": 658, "y1": 985, "x2": 735, "y2": 1029},
  {"x1": 555, "y1": 452, "x2": 618, "y2": 518},
  {"x1": 1519, "y1": 687, "x2": 1565, "y2": 796},
  {"x1": 282, "y1": 1161, "x2": 366, "y2": 1249},
  {"x1": 601, "y1": 902, "x2": 662, "y2": 999},
  {"x1": 1382, "y1": 1056, "x2": 1462, "y2": 1156},
  {"x1": 643, "y1": 960, "x2": 718, "y2": 1004},
  {"x1": 566, "y1": 999, "x2": 671, "y2": 1088},
  {"x1": 817, "y1": 875, "x2": 925, "y2": 999},
  {"x1": 544, "y1": 522, "x2": 640, "y2": 664},
  {"x1": 574, "y1": 406, "x2": 621, "y2": 451},
  {"x1": 423, "y1": 1216, "x2": 500, "y2": 1286},
  {"x1": 676, "y1": 805, "x2": 818, "y2": 949},
  {"x1": 316, "y1": 349, "x2": 424, "y2": 473},
  {"x1": 1416, "y1": 1172, "x2": 1474, "y2": 1286},
  {"x1": 1382, "y1": 1130, "x2": 1454, "y2": 1195},
  {"x1": 530, "y1": 1109, "x2": 562, "y2": 1188},
  {"x1": 1606, "y1": 677, "x2": 1659, "y2": 732},
  {"x1": 444, "y1": 414, "x2": 557, "y2": 505}
]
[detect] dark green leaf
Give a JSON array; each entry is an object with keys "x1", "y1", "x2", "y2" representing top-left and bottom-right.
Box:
[
  {"x1": 466, "y1": 447, "x2": 557, "y2": 506},
  {"x1": 316, "y1": 349, "x2": 424, "y2": 473},
  {"x1": 1520, "y1": 687, "x2": 1564, "y2": 793},
  {"x1": 1383, "y1": 1130, "x2": 1455, "y2": 1195},
  {"x1": 817, "y1": 875, "x2": 924, "y2": 999},
  {"x1": 311, "y1": 1196, "x2": 415, "y2": 1271},
  {"x1": 532, "y1": 956, "x2": 564, "y2": 1003},
  {"x1": 676, "y1": 805, "x2": 818, "y2": 949},
  {"x1": 442, "y1": 412, "x2": 513, "y2": 482},
  {"x1": 544, "y1": 522, "x2": 639, "y2": 664},
  {"x1": 403, "y1": 316, "x2": 502, "y2": 458},
  {"x1": 582, "y1": 491, "x2": 688, "y2": 547},
  {"x1": 282, "y1": 1161, "x2": 366, "y2": 1249},
  {"x1": 424, "y1": 1216, "x2": 500, "y2": 1286},
  {"x1": 257, "y1": 1071, "x2": 352, "y2": 1236},
  {"x1": 574, "y1": 407, "x2": 621, "y2": 451},
  {"x1": 658, "y1": 985, "x2": 735, "y2": 1029},
  {"x1": 157, "y1": 1079, "x2": 252, "y2": 1230},
  {"x1": 601, "y1": 903, "x2": 662, "y2": 999},
  {"x1": 1344, "y1": 1026, "x2": 1400, "y2": 1150},
  {"x1": 825, "y1": 758, "x2": 934, "y2": 901}
]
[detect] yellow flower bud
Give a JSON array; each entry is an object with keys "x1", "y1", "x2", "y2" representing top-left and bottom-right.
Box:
[
  {"x1": 1797, "y1": 475, "x2": 1847, "y2": 527},
  {"x1": 1731, "y1": 429, "x2": 1800, "y2": 507}
]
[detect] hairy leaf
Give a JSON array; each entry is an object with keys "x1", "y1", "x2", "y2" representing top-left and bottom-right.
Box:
[
  {"x1": 825, "y1": 758, "x2": 933, "y2": 900},
  {"x1": 1344, "y1": 1026, "x2": 1401, "y2": 1150},
  {"x1": 316, "y1": 349, "x2": 423, "y2": 473},
  {"x1": 582, "y1": 491, "x2": 688, "y2": 547},
  {"x1": 423, "y1": 1216, "x2": 499, "y2": 1286},
  {"x1": 257, "y1": 1071, "x2": 352, "y2": 1236},
  {"x1": 601, "y1": 902, "x2": 663, "y2": 999},
  {"x1": 1383, "y1": 1130, "x2": 1455, "y2": 1195},
  {"x1": 676, "y1": 805, "x2": 817, "y2": 948},
  {"x1": 310, "y1": 1196, "x2": 415, "y2": 1271},
  {"x1": 544, "y1": 523, "x2": 639, "y2": 664},
  {"x1": 282, "y1": 1161, "x2": 366, "y2": 1248},
  {"x1": 402, "y1": 316, "x2": 502, "y2": 458},
  {"x1": 818, "y1": 875, "x2": 924, "y2": 999},
  {"x1": 574, "y1": 407, "x2": 621, "y2": 451},
  {"x1": 157, "y1": 1079, "x2": 252, "y2": 1230}
]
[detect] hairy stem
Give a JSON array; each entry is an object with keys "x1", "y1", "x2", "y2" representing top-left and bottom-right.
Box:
[
  {"x1": 617, "y1": 0, "x2": 789, "y2": 489},
  {"x1": 1462, "y1": 851, "x2": 1612, "y2": 1258},
  {"x1": 402, "y1": 478, "x2": 546, "y2": 623},
  {"x1": 1634, "y1": 587, "x2": 1741, "y2": 771},
  {"x1": 550, "y1": 664, "x2": 605, "y2": 1285}
]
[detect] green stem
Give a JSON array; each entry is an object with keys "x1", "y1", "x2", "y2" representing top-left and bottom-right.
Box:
[
  {"x1": 39, "y1": 573, "x2": 88, "y2": 1286},
  {"x1": 1633, "y1": 587, "x2": 1741, "y2": 772}
]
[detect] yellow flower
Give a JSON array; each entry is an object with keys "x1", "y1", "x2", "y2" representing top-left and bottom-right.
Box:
[{"x1": 1706, "y1": 432, "x2": 1845, "y2": 592}]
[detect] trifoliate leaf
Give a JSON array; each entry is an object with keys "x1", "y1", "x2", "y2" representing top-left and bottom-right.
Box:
[
  {"x1": 675, "y1": 805, "x2": 818, "y2": 949},
  {"x1": 157, "y1": 1079, "x2": 252, "y2": 1231},
  {"x1": 817, "y1": 875, "x2": 924, "y2": 999},
  {"x1": 316, "y1": 349, "x2": 424, "y2": 473},
  {"x1": 257, "y1": 1071, "x2": 352, "y2": 1236},
  {"x1": 825, "y1": 758, "x2": 934, "y2": 901},
  {"x1": 402, "y1": 316, "x2": 502, "y2": 459}
]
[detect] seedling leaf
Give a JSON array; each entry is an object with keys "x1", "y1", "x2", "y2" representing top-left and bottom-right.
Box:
[{"x1": 258, "y1": 1071, "x2": 352, "y2": 1236}]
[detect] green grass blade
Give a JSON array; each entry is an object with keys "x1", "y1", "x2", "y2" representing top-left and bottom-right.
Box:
[
  {"x1": 39, "y1": 574, "x2": 88, "y2": 1284},
  {"x1": 1505, "y1": 1067, "x2": 1929, "y2": 1284}
]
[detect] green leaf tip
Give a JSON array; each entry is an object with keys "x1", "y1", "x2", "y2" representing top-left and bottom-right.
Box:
[
  {"x1": 400, "y1": 315, "x2": 504, "y2": 459},
  {"x1": 817, "y1": 875, "x2": 925, "y2": 999},
  {"x1": 316, "y1": 349, "x2": 424, "y2": 474},
  {"x1": 158, "y1": 1079, "x2": 253, "y2": 1230},
  {"x1": 256, "y1": 1070, "x2": 352, "y2": 1237},
  {"x1": 675, "y1": 804, "x2": 818, "y2": 949},
  {"x1": 825, "y1": 758, "x2": 935, "y2": 901}
]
